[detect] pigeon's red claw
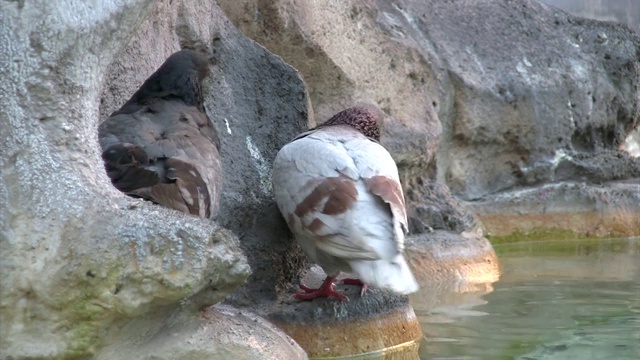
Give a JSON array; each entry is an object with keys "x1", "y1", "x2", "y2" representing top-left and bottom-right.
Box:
[
  {"x1": 342, "y1": 278, "x2": 369, "y2": 296},
  {"x1": 273, "y1": 104, "x2": 419, "y2": 301},
  {"x1": 295, "y1": 275, "x2": 349, "y2": 301}
]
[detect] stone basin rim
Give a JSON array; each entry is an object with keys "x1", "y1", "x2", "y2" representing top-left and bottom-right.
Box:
[{"x1": 308, "y1": 338, "x2": 420, "y2": 359}]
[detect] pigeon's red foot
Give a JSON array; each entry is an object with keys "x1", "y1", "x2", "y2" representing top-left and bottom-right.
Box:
[
  {"x1": 295, "y1": 275, "x2": 349, "y2": 301},
  {"x1": 342, "y1": 278, "x2": 369, "y2": 296}
]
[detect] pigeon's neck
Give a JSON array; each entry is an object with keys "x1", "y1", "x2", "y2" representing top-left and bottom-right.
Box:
[{"x1": 322, "y1": 108, "x2": 381, "y2": 141}]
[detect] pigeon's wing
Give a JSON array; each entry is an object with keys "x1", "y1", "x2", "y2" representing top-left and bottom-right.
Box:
[
  {"x1": 129, "y1": 158, "x2": 211, "y2": 218},
  {"x1": 345, "y1": 136, "x2": 409, "y2": 252},
  {"x1": 272, "y1": 130, "x2": 382, "y2": 261},
  {"x1": 340, "y1": 135, "x2": 418, "y2": 295},
  {"x1": 101, "y1": 143, "x2": 159, "y2": 192},
  {"x1": 99, "y1": 102, "x2": 220, "y2": 219}
]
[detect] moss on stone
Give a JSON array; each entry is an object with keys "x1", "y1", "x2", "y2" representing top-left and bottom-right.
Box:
[
  {"x1": 492, "y1": 236, "x2": 640, "y2": 257},
  {"x1": 487, "y1": 227, "x2": 588, "y2": 245}
]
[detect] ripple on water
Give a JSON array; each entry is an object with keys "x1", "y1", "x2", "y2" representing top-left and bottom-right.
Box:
[{"x1": 415, "y1": 238, "x2": 640, "y2": 360}]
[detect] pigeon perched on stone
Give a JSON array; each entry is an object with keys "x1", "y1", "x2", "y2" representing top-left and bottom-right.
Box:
[
  {"x1": 99, "y1": 49, "x2": 222, "y2": 218},
  {"x1": 272, "y1": 105, "x2": 419, "y2": 300}
]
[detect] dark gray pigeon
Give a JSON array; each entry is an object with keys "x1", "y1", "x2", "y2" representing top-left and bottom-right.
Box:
[{"x1": 99, "y1": 49, "x2": 222, "y2": 219}]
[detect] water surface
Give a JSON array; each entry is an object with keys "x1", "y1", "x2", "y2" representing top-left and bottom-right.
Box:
[{"x1": 413, "y1": 238, "x2": 640, "y2": 360}]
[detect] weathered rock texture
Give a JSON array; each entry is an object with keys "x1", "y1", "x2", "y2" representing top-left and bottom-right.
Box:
[
  {"x1": 3, "y1": 0, "x2": 638, "y2": 357},
  {"x1": 217, "y1": 0, "x2": 457, "y2": 235},
  {"x1": 99, "y1": 0, "x2": 312, "y2": 310},
  {"x1": 270, "y1": 292, "x2": 422, "y2": 358},
  {"x1": 539, "y1": 0, "x2": 640, "y2": 32},
  {"x1": 218, "y1": 0, "x2": 640, "y2": 238},
  {"x1": 95, "y1": 304, "x2": 307, "y2": 360},
  {"x1": 416, "y1": 0, "x2": 640, "y2": 199},
  {"x1": 406, "y1": 230, "x2": 500, "y2": 286},
  {"x1": 1, "y1": 0, "x2": 309, "y2": 358}
]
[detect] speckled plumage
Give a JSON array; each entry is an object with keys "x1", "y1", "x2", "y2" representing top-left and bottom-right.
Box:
[
  {"x1": 318, "y1": 105, "x2": 383, "y2": 141},
  {"x1": 99, "y1": 49, "x2": 222, "y2": 218}
]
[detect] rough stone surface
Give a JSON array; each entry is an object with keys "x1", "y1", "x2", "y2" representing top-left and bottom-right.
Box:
[
  {"x1": 405, "y1": 230, "x2": 500, "y2": 286},
  {"x1": 466, "y1": 180, "x2": 640, "y2": 239},
  {"x1": 99, "y1": 0, "x2": 312, "y2": 311},
  {"x1": 538, "y1": 0, "x2": 640, "y2": 32},
  {"x1": 269, "y1": 266, "x2": 413, "y2": 324},
  {"x1": 419, "y1": 0, "x2": 640, "y2": 200},
  {"x1": 405, "y1": 180, "x2": 477, "y2": 234},
  {"x1": 95, "y1": 304, "x2": 308, "y2": 360},
  {"x1": 0, "y1": 1, "x2": 245, "y2": 358},
  {"x1": 216, "y1": 0, "x2": 443, "y2": 176},
  {"x1": 271, "y1": 301, "x2": 422, "y2": 358},
  {"x1": 4, "y1": 0, "x2": 638, "y2": 358},
  {"x1": 218, "y1": 0, "x2": 640, "y2": 237},
  {"x1": 267, "y1": 266, "x2": 423, "y2": 358},
  {"x1": 0, "y1": 0, "x2": 310, "y2": 358}
]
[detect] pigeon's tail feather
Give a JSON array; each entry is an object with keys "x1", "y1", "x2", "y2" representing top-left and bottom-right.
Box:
[{"x1": 350, "y1": 254, "x2": 419, "y2": 295}]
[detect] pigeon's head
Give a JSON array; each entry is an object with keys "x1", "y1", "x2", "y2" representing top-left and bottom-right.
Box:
[
  {"x1": 322, "y1": 104, "x2": 384, "y2": 141},
  {"x1": 163, "y1": 49, "x2": 211, "y2": 82},
  {"x1": 109, "y1": 49, "x2": 213, "y2": 117}
]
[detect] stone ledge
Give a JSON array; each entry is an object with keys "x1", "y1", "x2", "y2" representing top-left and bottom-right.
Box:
[
  {"x1": 270, "y1": 300, "x2": 421, "y2": 359},
  {"x1": 263, "y1": 229, "x2": 500, "y2": 358},
  {"x1": 466, "y1": 181, "x2": 640, "y2": 241}
]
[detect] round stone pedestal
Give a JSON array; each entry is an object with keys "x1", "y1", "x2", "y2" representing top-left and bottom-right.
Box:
[{"x1": 267, "y1": 267, "x2": 422, "y2": 358}]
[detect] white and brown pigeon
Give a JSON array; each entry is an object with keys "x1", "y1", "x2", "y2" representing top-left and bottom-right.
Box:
[
  {"x1": 99, "y1": 49, "x2": 222, "y2": 218},
  {"x1": 272, "y1": 105, "x2": 419, "y2": 300}
]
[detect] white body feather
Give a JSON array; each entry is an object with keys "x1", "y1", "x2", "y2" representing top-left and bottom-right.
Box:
[{"x1": 272, "y1": 125, "x2": 419, "y2": 295}]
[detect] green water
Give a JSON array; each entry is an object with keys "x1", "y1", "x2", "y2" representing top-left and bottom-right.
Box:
[{"x1": 413, "y1": 238, "x2": 640, "y2": 360}]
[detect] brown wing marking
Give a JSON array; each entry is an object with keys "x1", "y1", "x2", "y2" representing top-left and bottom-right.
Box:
[
  {"x1": 294, "y1": 175, "x2": 358, "y2": 218},
  {"x1": 131, "y1": 158, "x2": 211, "y2": 218},
  {"x1": 289, "y1": 175, "x2": 380, "y2": 259},
  {"x1": 364, "y1": 175, "x2": 408, "y2": 233}
]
